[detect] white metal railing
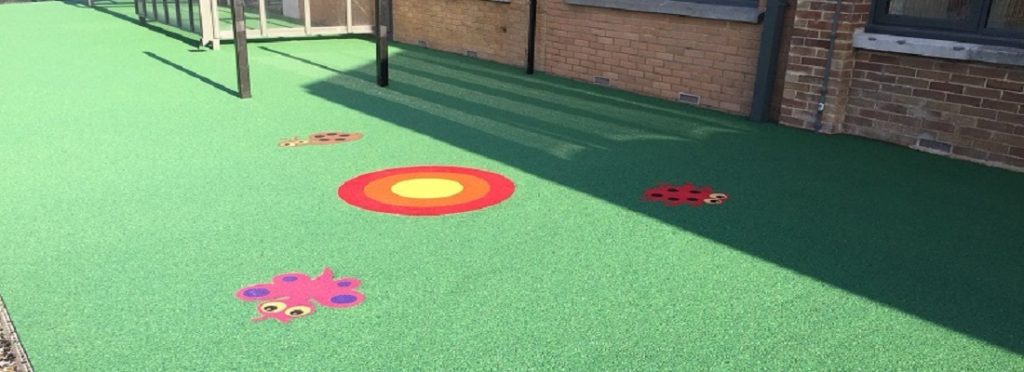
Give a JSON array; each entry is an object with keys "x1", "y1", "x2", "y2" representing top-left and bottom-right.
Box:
[{"x1": 136, "y1": 0, "x2": 373, "y2": 49}]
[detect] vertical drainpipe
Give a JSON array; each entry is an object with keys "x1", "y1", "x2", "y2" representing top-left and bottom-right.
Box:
[
  {"x1": 376, "y1": 0, "x2": 391, "y2": 87},
  {"x1": 526, "y1": 0, "x2": 538, "y2": 74},
  {"x1": 813, "y1": 0, "x2": 844, "y2": 132},
  {"x1": 749, "y1": 0, "x2": 788, "y2": 122}
]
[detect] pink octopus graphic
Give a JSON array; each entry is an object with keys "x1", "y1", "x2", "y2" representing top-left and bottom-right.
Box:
[{"x1": 235, "y1": 267, "x2": 364, "y2": 323}]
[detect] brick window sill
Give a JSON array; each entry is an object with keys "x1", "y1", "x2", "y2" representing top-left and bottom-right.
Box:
[
  {"x1": 564, "y1": 0, "x2": 763, "y2": 24},
  {"x1": 853, "y1": 29, "x2": 1024, "y2": 68}
]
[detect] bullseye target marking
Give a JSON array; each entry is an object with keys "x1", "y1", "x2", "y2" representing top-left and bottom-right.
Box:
[{"x1": 338, "y1": 166, "x2": 515, "y2": 216}]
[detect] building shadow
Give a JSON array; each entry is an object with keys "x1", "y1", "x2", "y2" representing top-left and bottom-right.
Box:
[{"x1": 262, "y1": 42, "x2": 1024, "y2": 355}]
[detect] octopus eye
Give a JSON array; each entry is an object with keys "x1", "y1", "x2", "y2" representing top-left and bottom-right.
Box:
[
  {"x1": 260, "y1": 301, "x2": 287, "y2": 313},
  {"x1": 285, "y1": 305, "x2": 313, "y2": 318},
  {"x1": 708, "y1": 193, "x2": 728, "y2": 200},
  {"x1": 703, "y1": 198, "x2": 724, "y2": 205}
]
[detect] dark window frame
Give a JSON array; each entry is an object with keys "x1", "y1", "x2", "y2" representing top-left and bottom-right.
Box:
[
  {"x1": 867, "y1": 0, "x2": 1024, "y2": 49},
  {"x1": 563, "y1": 0, "x2": 763, "y2": 23},
  {"x1": 680, "y1": 0, "x2": 758, "y2": 7}
]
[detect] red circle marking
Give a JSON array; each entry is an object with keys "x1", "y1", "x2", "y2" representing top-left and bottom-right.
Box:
[{"x1": 338, "y1": 166, "x2": 515, "y2": 216}]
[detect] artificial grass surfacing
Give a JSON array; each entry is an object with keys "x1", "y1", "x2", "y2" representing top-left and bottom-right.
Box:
[{"x1": 1, "y1": 1, "x2": 1023, "y2": 370}]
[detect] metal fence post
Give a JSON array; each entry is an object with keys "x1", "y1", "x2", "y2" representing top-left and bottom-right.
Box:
[{"x1": 231, "y1": 0, "x2": 252, "y2": 98}]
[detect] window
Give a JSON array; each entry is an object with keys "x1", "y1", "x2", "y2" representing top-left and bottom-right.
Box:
[{"x1": 868, "y1": 0, "x2": 1024, "y2": 48}]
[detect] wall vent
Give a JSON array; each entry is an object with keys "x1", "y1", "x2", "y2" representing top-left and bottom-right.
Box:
[
  {"x1": 466, "y1": 50, "x2": 478, "y2": 58},
  {"x1": 678, "y1": 92, "x2": 701, "y2": 105},
  {"x1": 417, "y1": 40, "x2": 428, "y2": 47},
  {"x1": 593, "y1": 76, "x2": 610, "y2": 86},
  {"x1": 915, "y1": 138, "x2": 953, "y2": 154}
]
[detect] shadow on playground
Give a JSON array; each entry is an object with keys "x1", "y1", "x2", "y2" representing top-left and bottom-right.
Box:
[
  {"x1": 75, "y1": 0, "x2": 1024, "y2": 354},
  {"x1": 264, "y1": 44, "x2": 1024, "y2": 355}
]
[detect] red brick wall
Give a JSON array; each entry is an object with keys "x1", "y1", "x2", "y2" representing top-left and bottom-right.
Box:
[
  {"x1": 393, "y1": 0, "x2": 529, "y2": 66},
  {"x1": 771, "y1": 3, "x2": 799, "y2": 120},
  {"x1": 777, "y1": 0, "x2": 1024, "y2": 171},
  {"x1": 846, "y1": 51, "x2": 1024, "y2": 169},
  {"x1": 778, "y1": 0, "x2": 872, "y2": 132},
  {"x1": 394, "y1": 0, "x2": 1024, "y2": 171},
  {"x1": 535, "y1": 2, "x2": 763, "y2": 115},
  {"x1": 393, "y1": 0, "x2": 781, "y2": 116}
]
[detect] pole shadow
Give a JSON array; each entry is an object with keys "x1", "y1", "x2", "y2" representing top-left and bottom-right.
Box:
[{"x1": 143, "y1": 51, "x2": 237, "y2": 96}]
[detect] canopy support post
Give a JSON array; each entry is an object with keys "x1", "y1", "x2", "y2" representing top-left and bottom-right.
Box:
[{"x1": 231, "y1": 0, "x2": 252, "y2": 98}]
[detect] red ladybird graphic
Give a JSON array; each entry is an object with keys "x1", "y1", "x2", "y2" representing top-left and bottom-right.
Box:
[{"x1": 644, "y1": 183, "x2": 728, "y2": 207}]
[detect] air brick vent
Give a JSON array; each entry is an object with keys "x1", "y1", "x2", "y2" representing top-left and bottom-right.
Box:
[{"x1": 679, "y1": 92, "x2": 701, "y2": 105}]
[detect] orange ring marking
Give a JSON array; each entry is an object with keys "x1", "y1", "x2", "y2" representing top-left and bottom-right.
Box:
[{"x1": 362, "y1": 172, "x2": 492, "y2": 208}]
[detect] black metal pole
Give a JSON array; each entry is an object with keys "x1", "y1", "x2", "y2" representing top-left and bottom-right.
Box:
[
  {"x1": 231, "y1": 0, "x2": 252, "y2": 98},
  {"x1": 135, "y1": 0, "x2": 144, "y2": 21},
  {"x1": 387, "y1": 0, "x2": 394, "y2": 41},
  {"x1": 526, "y1": 0, "x2": 537, "y2": 74},
  {"x1": 151, "y1": 0, "x2": 158, "y2": 22},
  {"x1": 375, "y1": 0, "x2": 390, "y2": 87},
  {"x1": 748, "y1": 0, "x2": 788, "y2": 122},
  {"x1": 174, "y1": 0, "x2": 182, "y2": 27},
  {"x1": 162, "y1": 0, "x2": 169, "y2": 23},
  {"x1": 188, "y1": 0, "x2": 194, "y2": 31}
]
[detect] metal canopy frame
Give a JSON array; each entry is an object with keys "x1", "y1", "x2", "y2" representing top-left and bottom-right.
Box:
[
  {"x1": 226, "y1": 0, "x2": 388, "y2": 97},
  {"x1": 130, "y1": 0, "x2": 374, "y2": 49},
  {"x1": 121, "y1": 0, "x2": 543, "y2": 99},
  {"x1": 200, "y1": 0, "x2": 375, "y2": 49}
]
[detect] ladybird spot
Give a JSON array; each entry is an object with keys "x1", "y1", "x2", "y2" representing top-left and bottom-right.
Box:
[
  {"x1": 282, "y1": 276, "x2": 298, "y2": 282},
  {"x1": 690, "y1": 190, "x2": 701, "y2": 194},
  {"x1": 650, "y1": 193, "x2": 663, "y2": 198},
  {"x1": 667, "y1": 188, "x2": 678, "y2": 192},
  {"x1": 687, "y1": 198, "x2": 698, "y2": 201},
  {"x1": 667, "y1": 197, "x2": 679, "y2": 201}
]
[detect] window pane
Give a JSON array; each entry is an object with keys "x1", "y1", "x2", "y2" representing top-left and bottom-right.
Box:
[
  {"x1": 988, "y1": 0, "x2": 1024, "y2": 31},
  {"x1": 888, "y1": 0, "x2": 971, "y2": 20},
  {"x1": 265, "y1": 0, "x2": 305, "y2": 30}
]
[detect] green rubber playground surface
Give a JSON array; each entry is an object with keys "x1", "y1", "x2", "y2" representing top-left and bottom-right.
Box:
[{"x1": 1, "y1": 1, "x2": 1023, "y2": 370}]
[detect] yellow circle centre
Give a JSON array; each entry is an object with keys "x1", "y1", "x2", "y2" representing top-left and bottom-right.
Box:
[{"x1": 391, "y1": 178, "x2": 465, "y2": 199}]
